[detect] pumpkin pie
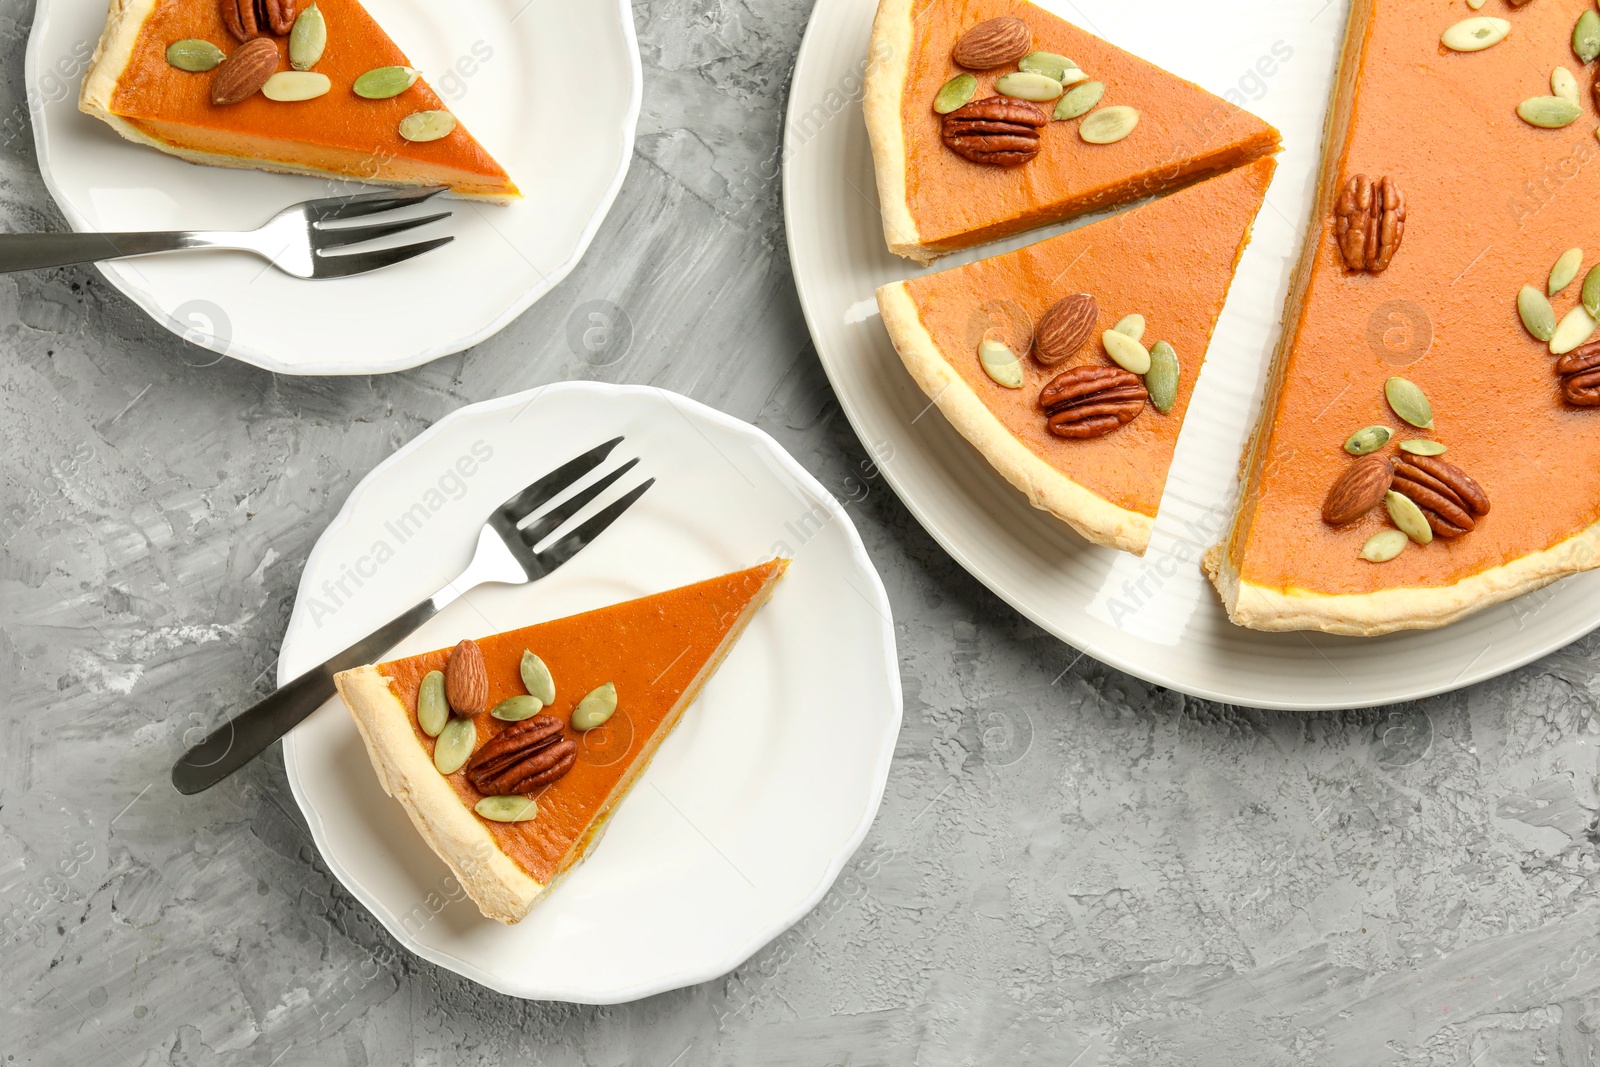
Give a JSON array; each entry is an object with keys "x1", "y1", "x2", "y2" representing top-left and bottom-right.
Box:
[
  {"x1": 878, "y1": 156, "x2": 1275, "y2": 555},
  {"x1": 333, "y1": 559, "x2": 786, "y2": 924},
  {"x1": 79, "y1": 0, "x2": 518, "y2": 200},
  {"x1": 1208, "y1": 0, "x2": 1600, "y2": 635},
  {"x1": 863, "y1": 0, "x2": 1280, "y2": 263}
]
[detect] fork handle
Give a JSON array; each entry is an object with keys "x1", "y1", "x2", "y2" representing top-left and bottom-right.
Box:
[
  {"x1": 0, "y1": 231, "x2": 206, "y2": 273},
  {"x1": 170, "y1": 594, "x2": 442, "y2": 795}
]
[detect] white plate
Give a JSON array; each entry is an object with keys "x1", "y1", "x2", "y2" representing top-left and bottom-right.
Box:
[
  {"x1": 783, "y1": 0, "x2": 1600, "y2": 710},
  {"x1": 26, "y1": 0, "x2": 640, "y2": 374},
  {"x1": 277, "y1": 383, "x2": 900, "y2": 1002}
]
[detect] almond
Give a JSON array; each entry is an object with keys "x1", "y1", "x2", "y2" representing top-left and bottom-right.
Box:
[
  {"x1": 952, "y1": 17, "x2": 1031, "y2": 70},
  {"x1": 1033, "y1": 293, "x2": 1097, "y2": 365},
  {"x1": 211, "y1": 37, "x2": 279, "y2": 105},
  {"x1": 445, "y1": 638, "x2": 488, "y2": 718},
  {"x1": 1322, "y1": 454, "x2": 1394, "y2": 526}
]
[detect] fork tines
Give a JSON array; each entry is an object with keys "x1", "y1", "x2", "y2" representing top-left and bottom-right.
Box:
[{"x1": 490, "y1": 437, "x2": 654, "y2": 578}]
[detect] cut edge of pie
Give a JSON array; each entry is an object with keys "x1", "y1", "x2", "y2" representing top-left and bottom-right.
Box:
[
  {"x1": 878, "y1": 280, "x2": 1154, "y2": 553},
  {"x1": 334, "y1": 558, "x2": 788, "y2": 925},
  {"x1": 79, "y1": 0, "x2": 520, "y2": 202}
]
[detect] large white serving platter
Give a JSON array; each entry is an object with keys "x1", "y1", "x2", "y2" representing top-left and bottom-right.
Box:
[{"x1": 783, "y1": 0, "x2": 1600, "y2": 709}]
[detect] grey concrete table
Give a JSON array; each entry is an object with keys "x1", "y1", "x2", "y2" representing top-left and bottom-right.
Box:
[{"x1": 7, "y1": 1, "x2": 1600, "y2": 1064}]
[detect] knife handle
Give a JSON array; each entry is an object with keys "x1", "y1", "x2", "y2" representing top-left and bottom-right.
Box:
[{"x1": 170, "y1": 595, "x2": 440, "y2": 794}]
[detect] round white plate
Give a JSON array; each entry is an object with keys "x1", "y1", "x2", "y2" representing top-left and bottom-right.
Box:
[
  {"x1": 783, "y1": 0, "x2": 1600, "y2": 710},
  {"x1": 278, "y1": 383, "x2": 900, "y2": 1002},
  {"x1": 26, "y1": 0, "x2": 640, "y2": 374}
]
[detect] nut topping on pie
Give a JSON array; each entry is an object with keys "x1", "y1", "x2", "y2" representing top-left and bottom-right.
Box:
[
  {"x1": 1557, "y1": 340, "x2": 1600, "y2": 406},
  {"x1": 940, "y1": 96, "x2": 1047, "y2": 167},
  {"x1": 951, "y1": 18, "x2": 1032, "y2": 70},
  {"x1": 1038, "y1": 365, "x2": 1147, "y2": 439},
  {"x1": 1321, "y1": 454, "x2": 1394, "y2": 526},
  {"x1": 445, "y1": 639, "x2": 489, "y2": 718},
  {"x1": 465, "y1": 714, "x2": 578, "y2": 795},
  {"x1": 222, "y1": 0, "x2": 298, "y2": 41},
  {"x1": 210, "y1": 37, "x2": 279, "y2": 105},
  {"x1": 1392, "y1": 455, "x2": 1490, "y2": 538},
  {"x1": 1334, "y1": 174, "x2": 1406, "y2": 273},
  {"x1": 1033, "y1": 294, "x2": 1098, "y2": 366}
]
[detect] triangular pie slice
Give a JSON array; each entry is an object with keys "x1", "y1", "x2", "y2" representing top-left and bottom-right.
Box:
[
  {"x1": 80, "y1": 0, "x2": 517, "y2": 200},
  {"x1": 877, "y1": 157, "x2": 1274, "y2": 555},
  {"x1": 1209, "y1": 0, "x2": 1600, "y2": 635},
  {"x1": 334, "y1": 559, "x2": 786, "y2": 924},
  {"x1": 864, "y1": 0, "x2": 1279, "y2": 263}
]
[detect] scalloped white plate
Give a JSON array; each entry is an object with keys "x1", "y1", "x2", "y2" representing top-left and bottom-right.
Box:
[
  {"x1": 783, "y1": 0, "x2": 1600, "y2": 709},
  {"x1": 278, "y1": 383, "x2": 900, "y2": 1002},
  {"x1": 26, "y1": 0, "x2": 640, "y2": 374}
]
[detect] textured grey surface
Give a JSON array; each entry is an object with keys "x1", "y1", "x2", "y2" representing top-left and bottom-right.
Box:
[{"x1": 6, "y1": 0, "x2": 1600, "y2": 1063}]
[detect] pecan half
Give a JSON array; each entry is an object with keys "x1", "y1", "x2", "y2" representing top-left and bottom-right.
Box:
[
  {"x1": 1391, "y1": 454, "x2": 1489, "y2": 538},
  {"x1": 1333, "y1": 174, "x2": 1405, "y2": 273},
  {"x1": 1039, "y1": 366, "x2": 1146, "y2": 439},
  {"x1": 466, "y1": 715, "x2": 578, "y2": 795},
  {"x1": 941, "y1": 96, "x2": 1047, "y2": 167},
  {"x1": 222, "y1": 0, "x2": 296, "y2": 41},
  {"x1": 1322, "y1": 454, "x2": 1393, "y2": 526},
  {"x1": 1557, "y1": 340, "x2": 1600, "y2": 406}
]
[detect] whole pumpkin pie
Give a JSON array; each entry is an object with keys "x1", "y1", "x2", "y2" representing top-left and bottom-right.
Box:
[
  {"x1": 1209, "y1": 0, "x2": 1600, "y2": 635},
  {"x1": 333, "y1": 560, "x2": 786, "y2": 924},
  {"x1": 878, "y1": 157, "x2": 1275, "y2": 555},
  {"x1": 864, "y1": 0, "x2": 1280, "y2": 263},
  {"x1": 79, "y1": 0, "x2": 518, "y2": 200}
]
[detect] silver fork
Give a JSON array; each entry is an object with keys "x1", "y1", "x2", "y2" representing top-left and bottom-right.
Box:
[
  {"x1": 0, "y1": 186, "x2": 454, "y2": 279},
  {"x1": 171, "y1": 437, "x2": 655, "y2": 795}
]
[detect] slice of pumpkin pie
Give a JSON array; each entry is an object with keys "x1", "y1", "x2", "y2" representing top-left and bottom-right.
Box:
[
  {"x1": 334, "y1": 559, "x2": 786, "y2": 924},
  {"x1": 877, "y1": 157, "x2": 1275, "y2": 555},
  {"x1": 79, "y1": 0, "x2": 518, "y2": 200},
  {"x1": 864, "y1": 0, "x2": 1280, "y2": 262}
]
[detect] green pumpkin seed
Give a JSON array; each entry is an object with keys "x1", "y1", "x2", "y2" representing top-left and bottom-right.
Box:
[
  {"x1": 1551, "y1": 305, "x2": 1598, "y2": 354},
  {"x1": 1112, "y1": 313, "x2": 1145, "y2": 341},
  {"x1": 1583, "y1": 266, "x2": 1600, "y2": 319},
  {"x1": 1018, "y1": 51, "x2": 1076, "y2": 82},
  {"x1": 1360, "y1": 529, "x2": 1408, "y2": 563},
  {"x1": 1053, "y1": 80, "x2": 1104, "y2": 120},
  {"x1": 288, "y1": 4, "x2": 325, "y2": 70},
  {"x1": 474, "y1": 795, "x2": 539, "y2": 823},
  {"x1": 1441, "y1": 16, "x2": 1510, "y2": 52},
  {"x1": 1056, "y1": 68, "x2": 1089, "y2": 88},
  {"x1": 571, "y1": 682, "x2": 617, "y2": 731},
  {"x1": 994, "y1": 71, "x2": 1064, "y2": 102},
  {"x1": 416, "y1": 670, "x2": 448, "y2": 737},
  {"x1": 356, "y1": 65, "x2": 421, "y2": 100},
  {"x1": 261, "y1": 71, "x2": 331, "y2": 102},
  {"x1": 933, "y1": 73, "x2": 977, "y2": 114},
  {"x1": 1519, "y1": 284, "x2": 1557, "y2": 341},
  {"x1": 1385, "y1": 491, "x2": 1434, "y2": 545},
  {"x1": 1551, "y1": 248, "x2": 1584, "y2": 295},
  {"x1": 520, "y1": 650, "x2": 555, "y2": 705},
  {"x1": 398, "y1": 109, "x2": 456, "y2": 142},
  {"x1": 1399, "y1": 439, "x2": 1448, "y2": 456},
  {"x1": 978, "y1": 338, "x2": 1024, "y2": 388},
  {"x1": 490, "y1": 695, "x2": 543, "y2": 722},
  {"x1": 1553, "y1": 66, "x2": 1581, "y2": 105},
  {"x1": 1145, "y1": 341, "x2": 1179, "y2": 414},
  {"x1": 1518, "y1": 95, "x2": 1581, "y2": 129},
  {"x1": 166, "y1": 39, "x2": 225, "y2": 72},
  {"x1": 1577, "y1": 10, "x2": 1600, "y2": 63},
  {"x1": 1102, "y1": 329, "x2": 1150, "y2": 374},
  {"x1": 1385, "y1": 376, "x2": 1433, "y2": 429},
  {"x1": 1343, "y1": 425, "x2": 1392, "y2": 456},
  {"x1": 433, "y1": 717, "x2": 475, "y2": 775},
  {"x1": 1080, "y1": 105, "x2": 1139, "y2": 144}
]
